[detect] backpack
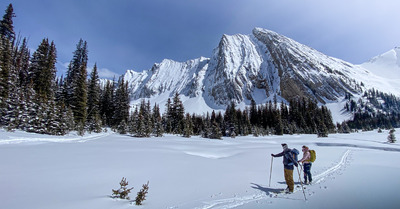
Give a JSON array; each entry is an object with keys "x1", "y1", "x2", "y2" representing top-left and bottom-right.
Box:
[
  {"x1": 309, "y1": 150, "x2": 316, "y2": 162},
  {"x1": 288, "y1": 148, "x2": 299, "y2": 165}
]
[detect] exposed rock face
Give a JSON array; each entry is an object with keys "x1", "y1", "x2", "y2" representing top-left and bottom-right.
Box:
[{"x1": 252, "y1": 28, "x2": 361, "y2": 103}]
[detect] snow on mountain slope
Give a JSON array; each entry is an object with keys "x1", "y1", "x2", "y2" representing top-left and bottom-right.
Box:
[
  {"x1": 203, "y1": 31, "x2": 278, "y2": 108},
  {"x1": 361, "y1": 47, "x2": 400, "y2": 79},
  {"x1": 123, "y1": 27, "x2": 400, "y2": 118},
  {"x1": 124, "y1": 57, "x2": 209, "y2": 100}
]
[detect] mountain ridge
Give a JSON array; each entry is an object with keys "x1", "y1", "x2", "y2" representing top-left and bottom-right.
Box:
[{"x1": 122, "y1": 27, "x2": 400, "y2": 119}]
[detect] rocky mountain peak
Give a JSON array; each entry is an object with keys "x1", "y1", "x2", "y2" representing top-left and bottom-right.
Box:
[{"x1": 123, "y1": 27, "x2": 399, "y2": 115}]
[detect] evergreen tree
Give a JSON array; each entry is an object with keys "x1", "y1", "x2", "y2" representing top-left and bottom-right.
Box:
[
  {"x1": 65, "y1": 39, "x2": 88, "y2": 128},
  {"x1": 0, "y1": 33, "x2": 12, "y2": 119},
  {"x1": 100, "y1": 80, "x2": 115, "y2": 126},
  {"x1": 128, "y1": 107, "x2": 138, "y2": 135},
  {"x1": 0, "y1": 4, "x2": 15, "y2": 42},
  {"x1": 249, "y1": 98, "x2": 258, "y2": 125},
  {"x1": 113, "y1": 76, "x2": 130, "y2": 128},
  {"x1": 387, "y1": 129, "x2": 396, "y2": 143},
  {"x1": 223, "y1": 101, "x2": 237, "y2": 137},
  {"x1": 274, "y1": 110, "x2": 283, "y2": 135},
  {"x1": 163, "y1": 98, "x2": 172, "y2": 133},
  {"x1": 87, "y1": 63, "x2": 102, "y2": 132},
  {"x1": 29, "y1": 38, "x2": 57, "y2": 101},
  {"x1": 14, "y1": 38, "x2": 30, "y2": 89},
  {"x1": 182, "y1": 113, "x2": 193, "y2": 138},
  {"x1": 135, "y1": 113, "x2": 146, "y2": 137},
  {"x1": 209, "y1": 120, "x2": 222, "y2": 139},
  {"x1": 171, "y1": 92, "x2": 185, "y2": 134},
  {"x1": 117, "y1": 119, "x2": 128, "y2": 134},
  {"x1": 152, "y1": 104, "x2": 163, "y2": 137}
]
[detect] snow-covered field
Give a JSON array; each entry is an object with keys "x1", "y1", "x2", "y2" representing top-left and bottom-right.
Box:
[{"x1": 1, "y1": 129, "x2": 399, "y2": 209}]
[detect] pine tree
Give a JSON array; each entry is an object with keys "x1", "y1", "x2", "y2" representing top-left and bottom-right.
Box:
[
  {"x1": 0, "y1": 34, "x2": 12, "y2": 121},
  {"x1": 100, "y1": 80, "x2": 115, "y2": 126},
  {"x1": 275, "y1": 111, "x2": 283, "y2": 135},
  {"x1": 135, "y1": 181, "x2": 149, "y2": 205},
  {"x1": 152, "y1": 104, "x2": 163, "y2": 137},
  {"x1": 182, "y1": 113, "x2": 193, "y2": 138},
  {"x1": 113, "y1": 76, "x2": 130, "y2": 128},
  {"x1": 128, "y1": 107, "x2": 138, "y2": 135},
  {"x1": 29, "y1": 38, "x2": 57, "y2": 101},
  {"x1": 65, "y1": 39, "x2": 88, "y2": 128},
  {"x1": 224, "y1": 101, "x2": 237, "y2": 137},
  {"x1": 209, "y1": 120, "x2": 222, "y2": 139},
  {"x1": 387, "y1": 129, "x2": 396, "y2": 143},
  {"x1": 249, "y1": 98, "x2": 258, "y2": 125},
  {"x1": 117, "y1": 119, "x2": 127, "y2": 134},
  {"x1": 0, "y1": 4, "x2": 15, "y2": 42},
  {"x1": 112, "y1": 177, "x2": 134, "y2": 200},
  {"x1": 171, "y1": 92, "x2": 185, "y2": 134},
  {"x1": 135, "y1": 113, "x2": 146, "y2": 137},
  {"x1": 14, "y1": 38, "x2": 30, "y2": 90},
  {"x1": 87, "y1": 63, "x2": 102, "y2": 132},
  {"x1": 164, "y1": 98, "x2": 172, "y2": 133}
]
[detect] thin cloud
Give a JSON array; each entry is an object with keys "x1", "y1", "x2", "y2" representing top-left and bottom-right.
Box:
[{"x1": 98, "y1": 68, "x2": 119, "y2": 79}]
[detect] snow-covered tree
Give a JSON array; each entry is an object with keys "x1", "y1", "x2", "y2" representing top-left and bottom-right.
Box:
[{"x1": 388, "y1": 129, "x2": 396, "y2": 143}]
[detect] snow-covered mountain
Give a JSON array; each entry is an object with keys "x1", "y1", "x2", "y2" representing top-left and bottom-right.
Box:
[
  {"x1": 123, "y1": 27, "x2": 400, "y2": 116},
  {"x1": 360, "y1": 47, "x2": 400, "y2": 79}
]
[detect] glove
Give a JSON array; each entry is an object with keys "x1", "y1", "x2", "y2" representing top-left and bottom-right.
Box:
[
  {"x1": 294, "y1": 162, "x2": 298, "y2": 167},
  {"x1": 271, "y1": 154, "x2": 275, "y2": 157}
]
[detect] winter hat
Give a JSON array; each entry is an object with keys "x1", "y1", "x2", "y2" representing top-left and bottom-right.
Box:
[{"x1": 281, "y1": 143, "x2": 288, "y2": 150}]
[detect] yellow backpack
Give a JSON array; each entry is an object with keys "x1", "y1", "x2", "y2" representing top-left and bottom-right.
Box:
[{"x1": 309, "y1": 150, "x2": 316, "y2": 162}]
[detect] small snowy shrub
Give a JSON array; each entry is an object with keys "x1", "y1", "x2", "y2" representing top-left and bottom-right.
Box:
[
  {"x1": 387, "y1": 129, "x2": 396, "y2": 143},
  {"x1": 112, "y1": 177, "x2": 134, "y2": 200},
  {"x1": 135, "y1": 181, "x2": 149, "y2": 205}
]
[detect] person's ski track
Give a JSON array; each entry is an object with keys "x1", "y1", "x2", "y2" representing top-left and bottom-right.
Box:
[{"x1": 194, "y1": 150, "x2": 352, "y2": 209}]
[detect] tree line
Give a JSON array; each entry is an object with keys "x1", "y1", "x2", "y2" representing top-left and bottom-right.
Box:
[
  {"x1": 117, "y1": 95, "x2": 336, "y2": 139},
  {"x1": 0, "y1": 4, "x2": 131, "y2": 135},
  {"x1": 342, "y1": 89, "x2": 400, "y2": 131}
]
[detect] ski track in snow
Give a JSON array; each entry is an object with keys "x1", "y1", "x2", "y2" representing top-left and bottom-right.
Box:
[
  {"x1": 0, "y1": 132, "x2": 112, "y2": 145},
  {"x1": 193, "y1": 150, "x2": 352, "y2": 209},
  {"x1": 313, "y1": 150, "x2": 351, "y2": 184}
]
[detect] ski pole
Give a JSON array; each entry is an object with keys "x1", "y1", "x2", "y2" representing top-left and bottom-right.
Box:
[
  {"x1": 299, "y1": 164, "x2": 304, "y2": 183},
  {"x1": 269, "y1": 156, "x2": 273, "y2": 187},
  {"x1": 296, "y1": 165, "x2": 307, "y2": 201}
]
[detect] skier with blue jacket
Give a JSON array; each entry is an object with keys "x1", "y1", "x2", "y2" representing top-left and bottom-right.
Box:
[{"x1": 271, "y1": 143, "x2": 298, "y2": 193}]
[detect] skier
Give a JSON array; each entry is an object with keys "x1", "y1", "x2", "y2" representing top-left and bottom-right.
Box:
[
  {"x1": 298, "y1": 145, "x2": 312, "y2": 184},
  {"x1": 271, "y1": 143, "x2": 298, "y2": 193}
]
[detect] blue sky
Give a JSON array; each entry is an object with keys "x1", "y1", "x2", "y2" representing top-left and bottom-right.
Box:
[{"x1": 2, "y1": 0, "x2": 399, "y2": 78}]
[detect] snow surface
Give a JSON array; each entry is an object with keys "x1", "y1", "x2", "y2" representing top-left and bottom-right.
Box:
[
  {"x1": 1, "y1": 129, "x2": 400, "y2": 209},
  {"x1": 361, "y1": 47, "x2": 400, "y2": 79}
]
